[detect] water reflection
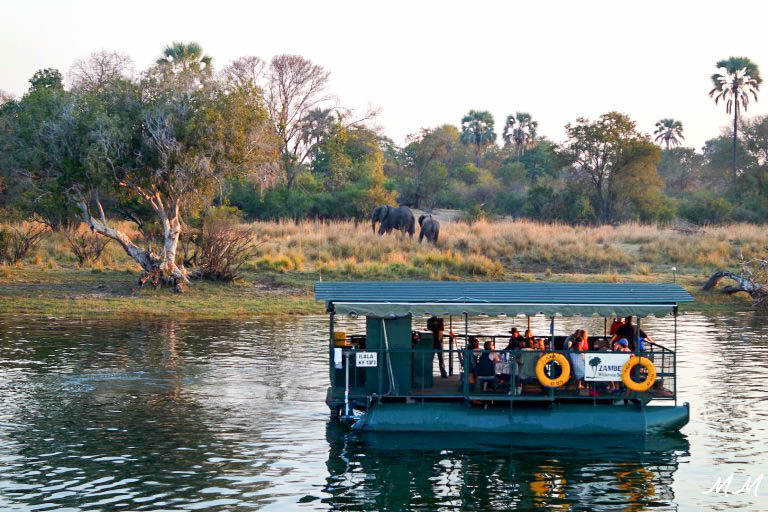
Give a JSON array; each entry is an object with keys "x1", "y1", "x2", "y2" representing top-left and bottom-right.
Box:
[
  {"x1": 324, "y1": 424, "x2": 688, "y2": 511},
  {"x1": 0, "y1": 313, "x2": 766, "y2": 510}
]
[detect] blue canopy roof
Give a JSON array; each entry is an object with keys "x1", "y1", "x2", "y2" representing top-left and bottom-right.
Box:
[{"x1": 315, "y1": 281, "x2": 694, "y2": 317}]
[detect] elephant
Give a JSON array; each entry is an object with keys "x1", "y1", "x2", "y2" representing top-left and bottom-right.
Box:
[
  {"x1": 418, "y1": 214, "x2": 440, "y2": 244},
  {"x1": 373, "y1": 205, "x2": 415, "y2": 237},
  {"x1": 371, "y1": 205, "x2": 393, "y2": 234}
]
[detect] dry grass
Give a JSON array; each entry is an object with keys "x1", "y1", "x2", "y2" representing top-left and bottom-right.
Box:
[
  {"x1": 3, "y1": 218, "x2": 767, "y2": 281},
  {"x1": 2, "y1": 218, "x2": 764, "y2": 317},
  {"x1": 242, "y1": 218, "x2": 768, "y2": 278}
]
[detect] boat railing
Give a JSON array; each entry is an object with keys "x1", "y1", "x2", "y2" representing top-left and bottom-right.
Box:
[{"x1": 335, "y1": 346, "x2": 676, "y2": 405}]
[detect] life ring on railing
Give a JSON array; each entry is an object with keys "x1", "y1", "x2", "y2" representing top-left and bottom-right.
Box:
[
  {"x1": 536, "y1": 353, "x2": 571, "y2": 388},
  {"x1": 621, "y1": 357, "x2": 657, "y2": 392}
]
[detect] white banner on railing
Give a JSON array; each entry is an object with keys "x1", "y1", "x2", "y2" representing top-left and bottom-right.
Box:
[{"x1": 584, "y1": 352, "x2": 630, "y2": 381}]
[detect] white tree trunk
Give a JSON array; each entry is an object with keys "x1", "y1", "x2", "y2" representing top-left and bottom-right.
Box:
[
  {"x1": 76, "y1": 199, "x2": 158, "y2": 271},
  {"x1": 75, "y1": 194, "x2": 188, "y2": 291},
  {"x1": 156, "y1": 202, "x2": 189, "y2": 284}
]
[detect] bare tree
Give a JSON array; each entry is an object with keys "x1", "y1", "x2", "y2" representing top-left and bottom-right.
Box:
[
  {"x1": 68, "y1": 50, "x2": 134, "y2": 91},
  {"x1": 0, "y1": 89, "x2": 14, "y2": 105},
  {"x1": 220, "y1": 56, "x2": 266, "y2": 89},
  {"x1": 266, "y1": 54, "x2": 332, "y2": 189}
]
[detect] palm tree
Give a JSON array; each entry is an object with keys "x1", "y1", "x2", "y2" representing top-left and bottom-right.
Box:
[
  {"x1": 299, "y1": 107, "x2": 336, "y2": 159},
  {"x1": 709, "y1": 57, "x2": 761, "y2": 181},
  {"x1": 460, "y1": 110, "x2": 496, "y2": 166},
  {"x1": 502, "y1": 112, "x2": 537, "y2": 161},
  {"x1": 156, "y1": 41, "x2": 212, "y2": 74},
  {"x1": 653, "y1": 119, "x2": 685, "y2": 150}
]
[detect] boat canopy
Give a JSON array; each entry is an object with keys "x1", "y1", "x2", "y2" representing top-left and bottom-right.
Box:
[{"x1": 315, "y1": 281, "x2": 694, "y2": 318}]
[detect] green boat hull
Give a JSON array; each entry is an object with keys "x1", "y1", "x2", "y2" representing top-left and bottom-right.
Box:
[{"x1": 351, "y1": 402, "x2": 690, "y2": 434}]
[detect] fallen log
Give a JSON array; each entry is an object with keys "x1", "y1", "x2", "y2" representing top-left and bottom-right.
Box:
[{"x1": 703, "y1": 270, "x2": 768, "y2": 306}]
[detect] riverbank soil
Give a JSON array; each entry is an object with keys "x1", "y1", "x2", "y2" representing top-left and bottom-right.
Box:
[{"x1": 0, "y1": 265, "x2": 752, "y2": 319}]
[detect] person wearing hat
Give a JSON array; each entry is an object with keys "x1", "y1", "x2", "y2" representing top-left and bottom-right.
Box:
[
  {"x1": 504, "y1": 327, "x2": 523, "y2": 351},
  {"x1": 613, "y1": 338, "x2": 631, "y2": 352}
]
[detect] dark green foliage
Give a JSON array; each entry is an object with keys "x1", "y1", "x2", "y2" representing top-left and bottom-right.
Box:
[
  {"x1": 8, "y1": 46, "x2": 768, "y2": 231},
  {"x1": 677, "y1": 194, "x2": 734, "y2": 224},
  {"x1": 28, "y1": 69, "x2": 63, "y2": 92},
  {"x1": 460, "y1": 110, "x2": 496, "y2": 166},
  {"x1": 658, "y1": 148, "x2": 703, "y2": 193}
]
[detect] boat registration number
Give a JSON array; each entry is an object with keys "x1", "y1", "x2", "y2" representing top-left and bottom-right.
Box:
[{"x1": 356, "y1": 352, "x2": 378, "y2": 367}]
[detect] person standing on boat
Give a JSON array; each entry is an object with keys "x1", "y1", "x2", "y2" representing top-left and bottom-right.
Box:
[
  {"x1": 427, "y1": 315, "x2": 448, "y2": 378},
  {"x1": 614, "y1": 316, "x2": 656, "y2": 351},
  {"x1": 568, "y1": 330, "x2": 588, "y2": 390}
]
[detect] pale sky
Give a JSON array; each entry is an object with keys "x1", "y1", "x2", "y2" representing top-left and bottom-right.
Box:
[{"x1": 3, "y1": 0, "x2": 768, "y2": 151}]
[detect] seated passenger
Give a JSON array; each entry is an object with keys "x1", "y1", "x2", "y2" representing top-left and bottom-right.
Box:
[
  {"x1": 504, "y1": 327, "x2": 523, "y2": 351},
  {"x1": 523, "y1": 329, "x2": 534, "y2": 347},
  {"x1": 476, "y1": 340, "x2": 497, "y2": 390},
  {"x1": 477, "y1": 340, "x2": 497, "y2": 375},
  {"x1": 613, "y1": 338, "x2": 631, "y2": 352},
  {"x1": 609, "y1": 317, "x2": 624, "y2": 336},
  {"x1": 564, "y1": 329, "x2": 581, "y2": 350}
]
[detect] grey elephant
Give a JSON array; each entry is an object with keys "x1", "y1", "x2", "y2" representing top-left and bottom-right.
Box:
[
  {"x1": 372, "y1": 205, "x2": 415, "y2": 237},
  {"x1": 371, "y1": 205, "x2": 394, "y2": 234},
  {"x1": 418, "y1": 214, "x2": 440, "y2": 244}
]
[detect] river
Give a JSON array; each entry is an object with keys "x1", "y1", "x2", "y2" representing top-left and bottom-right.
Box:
[{"x1": 0, "y1": 312, "x2": 766, "y2": 511}]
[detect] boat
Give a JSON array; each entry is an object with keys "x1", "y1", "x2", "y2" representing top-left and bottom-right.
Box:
[{"x1": 315, "y1": 281, "x2": 693, "y2": 434}]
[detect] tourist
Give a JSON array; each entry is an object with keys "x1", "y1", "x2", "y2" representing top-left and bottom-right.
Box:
[
  {"x1": 609, "y1": 317, "x2": 624, "y2": 336},
  {"x1": 427, "y1": 315, "x2": 448, "y2": 378},
  {"x1": 569, "y1": 329, "x2": 588, "y2": 390},
  {"x1": 504, "y1": 327, "x2": 523, "y2": 351},
  {"x1": 614, "y1": 315, "x2": 655, "y2": 351},
  {"x1": 476, "y1": 340, "x2": 497, "y2": 390},
  {"x1": 564, "y1": 329, "x2": 581, "y2": 350},
  {"x1": 614, "y1": 338, "x2": 631, "y2": 352}
]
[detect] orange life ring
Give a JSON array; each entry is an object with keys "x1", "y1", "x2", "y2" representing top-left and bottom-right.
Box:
[
  {"x1": 536, "y1": 353, "x2": 571, "y2": 388},
  {"x1": 621, "y1": 356, "x2": 656, "y2": 392}
]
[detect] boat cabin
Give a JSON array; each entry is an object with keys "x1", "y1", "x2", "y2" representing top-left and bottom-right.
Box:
[{"x1": 316, "y1": 281, "x2": 694, "y2": 434}]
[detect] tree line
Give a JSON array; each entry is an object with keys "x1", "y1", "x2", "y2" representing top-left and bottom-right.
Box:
[{"x1": 0, "y1": 44, "x2": 766, "y2": 284}]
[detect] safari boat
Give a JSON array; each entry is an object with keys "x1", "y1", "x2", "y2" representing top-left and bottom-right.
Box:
[{"x1": 316, "y1": 281, "x2": 693, "y2": 434}]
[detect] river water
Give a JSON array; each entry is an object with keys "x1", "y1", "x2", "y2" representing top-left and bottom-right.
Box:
[{"x1": 0, "y1": 312, "x2": 766, "y2": 511}]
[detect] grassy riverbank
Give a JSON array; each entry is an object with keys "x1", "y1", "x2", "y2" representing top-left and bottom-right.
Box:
[{"x1": 0, "y1": 219, "x2": 762, "y2": 318}]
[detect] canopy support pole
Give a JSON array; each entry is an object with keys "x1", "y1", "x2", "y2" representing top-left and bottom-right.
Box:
[
  {"x1": 329, "y1": 309, "x2": 335, "y2": 389},
  {"x1": 381, "y1": 319, "x2": 397, "y2": 395},
  {"x1": 549, "y1": 316, "x2": 555, "y2": 351},
  {"x1": 636, "y1": 317, "x2": 641, "y2": 354},
  {"x1": 464, "y1": 313, "x2": 468, "y2": 347},
  {"x1": 449, "y1": 315, "x2": 454, "y2": 376},
  {"x1": 344, "y1": 351, "x2": 351, "y2": 419},
  {"x1": 674, "y1": 305, "x2": 678, "y2": 406}
]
